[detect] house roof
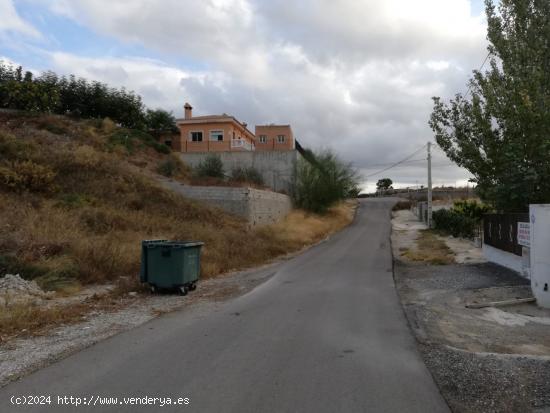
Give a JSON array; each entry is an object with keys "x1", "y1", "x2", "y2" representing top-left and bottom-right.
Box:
[{"x1": 176, "y1": 114, "x2": 255, "y2": 138}]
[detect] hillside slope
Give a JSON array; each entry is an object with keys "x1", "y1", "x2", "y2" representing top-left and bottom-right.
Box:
[{"x1": 0, "y1": 112, "x2": 353, "y2": 299}]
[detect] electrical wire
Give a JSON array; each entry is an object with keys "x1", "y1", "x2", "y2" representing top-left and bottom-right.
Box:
[
  {"x1": 362, "y1": 158, "x2": 426, "y2": 169},
  {"x1": 464, "y1": 48, "x2": 494, "y2": 98},
  {"x1": 364, "y1": 144, "x2": 427, "y2": 178}
]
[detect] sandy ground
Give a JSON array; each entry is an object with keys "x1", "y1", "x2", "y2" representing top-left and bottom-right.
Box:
[{"x1": 391, "y1": 210, "x2": 550, "y2": 412}]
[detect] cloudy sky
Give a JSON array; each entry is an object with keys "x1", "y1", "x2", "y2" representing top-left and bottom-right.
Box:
[{"x1": 0, "y1": 0, "x2": 489, "y2": 192}]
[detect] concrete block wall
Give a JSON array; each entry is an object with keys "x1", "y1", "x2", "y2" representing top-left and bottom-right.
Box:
[
  {"x1": 180, "y1": 151, "x2": 298, "y2": 193},
  {"x1": 174, "y1": 185, "x2": 292, "y2": 226}
]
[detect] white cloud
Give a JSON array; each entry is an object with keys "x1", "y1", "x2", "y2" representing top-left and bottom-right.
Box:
[
  {"x1": 49, "y1": 52, "x2": 212, "y2": 111},
  {"x1": 34, "y1": 0, "x2": 488, "y2": 189},
  {"x1": 0, "y1": 0, "x2": 41, "y2": 38}
]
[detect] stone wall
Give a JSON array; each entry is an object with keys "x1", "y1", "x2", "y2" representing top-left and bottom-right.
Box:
[
  {"x1": 180, "y1": 150, "x2": 298, "y2": 192},
  {"x1": 161, "y1": 180, "x2": 292, "y2": 226}
]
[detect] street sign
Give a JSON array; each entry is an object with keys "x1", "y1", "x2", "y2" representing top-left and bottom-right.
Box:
[{"x1": 517, "y1": 222, "x2": 530, "y2": 247}]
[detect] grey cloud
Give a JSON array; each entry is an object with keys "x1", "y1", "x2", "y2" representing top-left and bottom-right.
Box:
[{"x1": 38, "y1": 0, "x2": 486, "y2": 190}]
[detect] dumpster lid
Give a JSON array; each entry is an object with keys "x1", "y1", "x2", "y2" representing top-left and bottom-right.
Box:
[{"x1": 146, "y1": 240, "x2": 204, "y2": 248}]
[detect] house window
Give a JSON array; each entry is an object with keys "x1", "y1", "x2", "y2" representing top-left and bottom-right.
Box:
[
  {"x1": 277, "y1": 135, "x2": 285, "y2": 143},
  {"x1": 189, "y1": 131, "x2": 203, "y2": 142},
  {"x1": 210, "y1": 130, "x2": 224, "y2": 141},
  {"x1": 259, "y1": 135, "x2": 267, "y2": 144}
]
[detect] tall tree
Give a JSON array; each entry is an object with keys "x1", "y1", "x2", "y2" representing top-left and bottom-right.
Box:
[
  {"x1": 376, "y1": 178, "x2": 393, "y2": 192},
  {"x1": 429, "y1": 0, "x2": 550, "y2": 211}
]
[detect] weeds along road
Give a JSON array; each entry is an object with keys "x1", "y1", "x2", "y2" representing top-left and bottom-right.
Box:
[{"x1": 0, "y1": 199, "x2": 449, "y2": 413}]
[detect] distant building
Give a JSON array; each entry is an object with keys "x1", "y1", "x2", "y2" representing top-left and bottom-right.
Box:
[
  {"x1": 255, "y1": 124, "x2": 294, "y2": 151},
  {"x1": 175, "y1": 103, "x2": 294, "y2": 152}
]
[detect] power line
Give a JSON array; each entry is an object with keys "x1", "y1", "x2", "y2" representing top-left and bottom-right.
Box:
[
  {"x1": 364, "y1": 144, "x2": 427, "y2": 178},
  {"x1": 362, "y1": 158, "x2": 426, "y2": 169},
  {"x1": 464, "y1": 51, "x2": 491, "y2": 98}
]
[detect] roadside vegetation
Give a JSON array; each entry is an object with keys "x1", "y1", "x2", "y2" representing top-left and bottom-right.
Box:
[
  {"x1": 432, "y1": 200, "x2": 492, "y2": 238},
  {"x1": 401, "y1": 230, "x2": 455, "y2": 265},
  {"x1": 430, "y1": 0, "x2": 550, "y2": 212},
  {"x1": 189, "y1": 154, "x2": 266, "y2": 188},
  {"x1": 0, "y1": 61, "x2": 176, "y2": 133},
  {"x1": 291, "y1": 149, "x2": 360, "y2": 213},
  {"x1": 0, "y1": 113, "x2": 356, "y2": 339},
  {"x1": 392, "y1": 200, "x2": 412, "y2": 211}
]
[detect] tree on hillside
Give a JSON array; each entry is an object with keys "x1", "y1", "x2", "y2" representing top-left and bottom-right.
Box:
[
  {"x1": 0, "y1": 62, "x2": 147, "y2": 129},
  {"x1": 429, "y1": 0, "x2": 550, "y2": 212},
  {"x1": 145, "y1": 109, "x2": 178, "y2": 137},
  {"x1": 376, "y1": 178, "x2": 393, "y2": 192}
]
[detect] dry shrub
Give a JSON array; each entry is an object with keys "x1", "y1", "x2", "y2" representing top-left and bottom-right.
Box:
[
  {"x1": 80, "y1": 207, "x2": 130, "y2": 234},
  {"x1": 33, "y1": 115, "x2": 70, "y2": 135},
  {"x1": 72, "y1": 236, "x2": 137, "y2": 283},
  {"x1": 73, "y1": 145, "x2": 102, "y2": 168},
  {"x1": 0, "y1": 130, "x2": 31, "y2": 160},
  {"x1": 0, "y1": 161, "x2": 56, "y2": 193},
  {"x1": 101, "y1": 117, "x2": 117, "y2": 134}
]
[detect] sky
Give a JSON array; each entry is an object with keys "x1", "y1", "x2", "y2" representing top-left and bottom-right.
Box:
[{"x1": 0, "y1": 0, "x2": 490, "y2": 192}]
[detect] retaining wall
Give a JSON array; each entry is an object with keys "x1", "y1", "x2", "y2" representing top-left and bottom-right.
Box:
[
  {"x1": 180, "y1": 151, "x2": 298, "y2": 192},
  {"x1": 161, "y1": 180, "x2": 292, "y2": 226}
]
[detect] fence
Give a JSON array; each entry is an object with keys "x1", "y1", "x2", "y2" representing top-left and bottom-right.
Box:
[{"x1": 483, "y1": 213, "x2": 529, "y2": 256}]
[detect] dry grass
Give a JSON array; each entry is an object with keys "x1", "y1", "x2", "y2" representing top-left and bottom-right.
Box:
[
  {"x1": 0, "y1": 287, "x2": 139, "y2": 341},
  {"x1": 0, "y1": 113, "x2": 357, "y2": 338},
  {"x1": 401, "y1": 230, "x2": 455, "y2": 265},
  {"x1": 263, "y1": 201, "x2": 355, "y2": 248},
  {"x1": 0, "y1": 302, "x2": 90, "y2": 340}
]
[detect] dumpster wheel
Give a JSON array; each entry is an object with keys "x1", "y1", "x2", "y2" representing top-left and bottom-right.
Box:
[
  {"x1": 178, "y1": 285, "x2": 188, "y2": 296},
  {"x1": 150, "y1": 285, "x2": 157, "y2": 294},
  {"x1": 189, "y1": 283, "x2": 197, "y2": 291}
]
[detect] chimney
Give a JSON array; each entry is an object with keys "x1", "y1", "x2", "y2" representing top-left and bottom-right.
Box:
[
  {"x1": 242, "y1": 122, "x2": 247, "y2": 128},
  {"x1": 184, "y1": 102, "x2": 193, "y2": 119}
]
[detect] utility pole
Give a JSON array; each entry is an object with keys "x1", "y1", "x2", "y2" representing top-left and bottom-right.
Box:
[{"x1": 427, "y1": 142, "x2": 433, "y2": 228}]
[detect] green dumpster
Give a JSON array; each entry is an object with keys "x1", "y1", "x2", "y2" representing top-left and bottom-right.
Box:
[
  {"x1": 142, "y1": 241, "x2": 204, "y2": 295},
  {"x1": 140, "y1": 239, "x2": 168, "y2": 283}
]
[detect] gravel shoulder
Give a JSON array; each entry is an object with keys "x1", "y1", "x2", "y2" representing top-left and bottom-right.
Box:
[
  {"x1": 391, "y1": 211, "x2": 550, "y2": 413},
  {"x1": 0, "y1": 255, "x2": 291, "y2": 388}
]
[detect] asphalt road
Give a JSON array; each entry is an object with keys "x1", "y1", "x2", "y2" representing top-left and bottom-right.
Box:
[{"x1": 0, "y1": 199, "x2": 449, "y2": 413}]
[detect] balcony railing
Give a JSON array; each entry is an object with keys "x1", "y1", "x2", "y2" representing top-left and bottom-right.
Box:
[{"x1": 231, "y1": 139, "x2": 255, "y2": 151}]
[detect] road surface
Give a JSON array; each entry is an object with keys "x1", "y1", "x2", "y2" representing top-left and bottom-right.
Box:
[{"x1": 0, "y1": 199, "x2": 449, "y2": 412}]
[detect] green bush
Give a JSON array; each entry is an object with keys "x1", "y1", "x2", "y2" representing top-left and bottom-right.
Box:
[
  {"x1": 230, "y1": 166, "x2": 264, "y2": 186},
  {"x1": 156, "y1": 156, "x2": 184, "y2": 177},
  {"x1": 432, "y1": 209, "x2": 477, "y2": 238},
  {"x1": 195, "y1": 154, "x2": 224, "y2": 178},
  {"x1": 432, "y1": 200, "x2": 492, "y2": 238},
  {"x1": 392, "y1": 200, "x2": 412, "y2": 211},
  {"x1": 451, "y1": 199, "x2": 492, "y2": 221},
  {"x1": 56, "y1": 193, "x2": 94, "y2": 209},
  {"x1": 152, "y1": 142, "x2": 171, "y2": 154},
  {"x1": 291, "y1": 149, "x2": 360, "y2": 213},
  {"x1": 0, "y1": 254, "x2": 49, "y2": 280}
]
